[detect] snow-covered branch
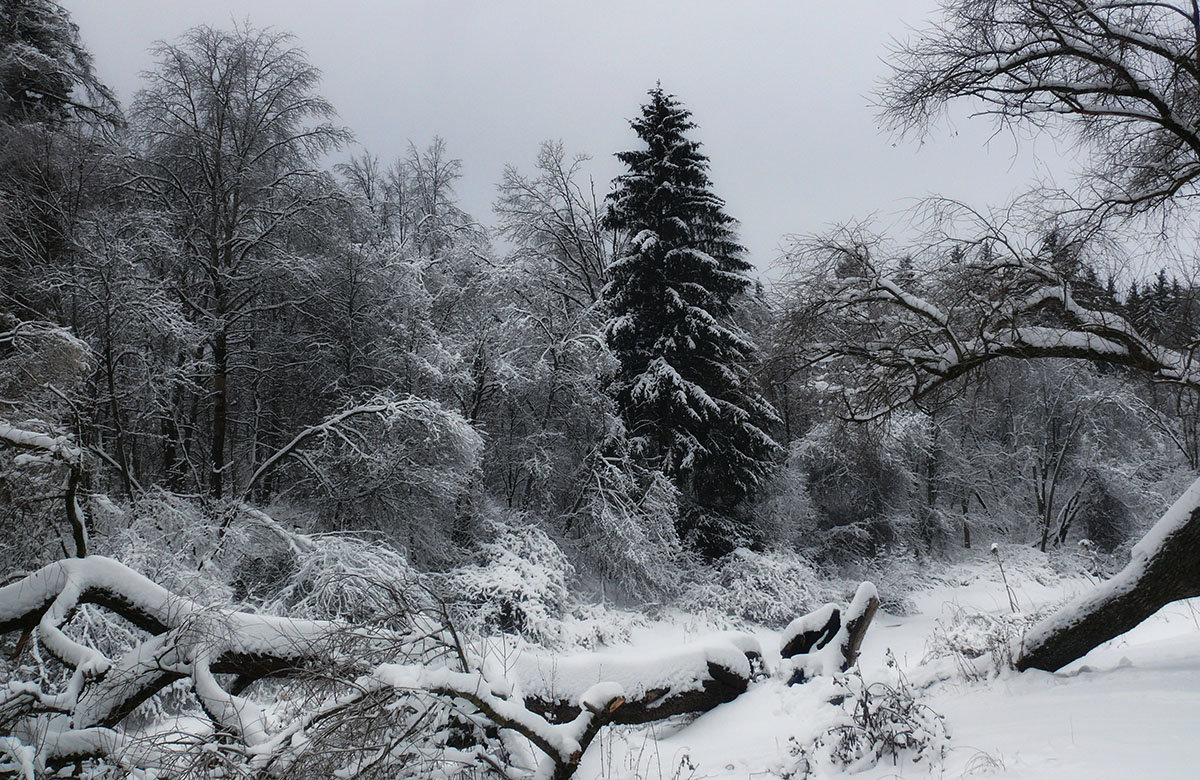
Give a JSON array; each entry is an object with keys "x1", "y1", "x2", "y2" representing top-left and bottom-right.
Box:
[
  {"x1": 0, "y1": 557, "x2": 822, "y2": 778},
  {"x1": 241, "y1": 399, "x2": 397, "y2": 495},
  {"x1": 0, "y1": 556, "x2": 339, "y2": 773},
  {"x1": 783, "y1": 223, "x2": 1193, "y2": 419}
]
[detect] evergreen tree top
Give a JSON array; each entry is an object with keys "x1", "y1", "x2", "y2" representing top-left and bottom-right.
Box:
[
  {"x1": 0, "y1": 0, "x2": 118, "y2": 126},
  {"x1": 605, "y1": 85, "x2": 750, "y2": 292}
]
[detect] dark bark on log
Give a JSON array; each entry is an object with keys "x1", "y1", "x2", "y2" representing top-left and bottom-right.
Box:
[
  {"x1": 782, "y1": 584, "x2": 880, "y2": 684},
  {"x1": 841, "y1": 594, "x2": 879, "y2": 670},
  {"x1": 1, "y1": 583, "x2": 169, "y2": 636},
  {"x1": 780, "y1": 608, "x2": 841, "y2": 658},
  {"x1": 1017, "y1": 479, "x2": 1200, "y2": 672},
  {"x1": 525, "y1": 657, "x2": 752, "y2": 725}
]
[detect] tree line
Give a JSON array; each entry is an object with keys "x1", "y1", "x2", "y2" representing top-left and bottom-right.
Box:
[{"x1": 4, "y1": 0, "x2": 1200, "y2": 599}]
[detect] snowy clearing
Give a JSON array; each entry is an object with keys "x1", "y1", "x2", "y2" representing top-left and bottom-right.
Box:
[{"x1": 566, "y1": 559, "x2": 1200, "y2": 779}]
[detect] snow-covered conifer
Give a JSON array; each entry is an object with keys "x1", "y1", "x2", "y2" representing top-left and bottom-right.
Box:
[{"x1": 602, "y1": 85, "x2": 778, "y2": 553}]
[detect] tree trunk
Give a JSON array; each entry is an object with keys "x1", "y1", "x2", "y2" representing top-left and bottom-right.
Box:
[
  {"x1": 525, "y1": 657, "x2": 752, "y2": 726},
  {"x1": 103, "y1": 340, "x2": 134, "y2": 498},
  {"x1": 211, "y1": 328, "x2": 228, "y2": 499},
  {"x1": 64, "y1": 466, "x2": 88, "y2": 558},
  {"x1": 1017, "y1": 477, "x2": 1200, "y2": 672}
]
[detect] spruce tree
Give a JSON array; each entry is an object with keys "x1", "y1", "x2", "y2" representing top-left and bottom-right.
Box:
[{"x1": 602, "y1": 85, "x2": 778, "y2": 553}]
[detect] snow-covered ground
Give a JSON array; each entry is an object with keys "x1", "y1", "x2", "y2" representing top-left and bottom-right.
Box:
[{"x1": 574, "y1": 561, "x2": 1200, "y2": 779}]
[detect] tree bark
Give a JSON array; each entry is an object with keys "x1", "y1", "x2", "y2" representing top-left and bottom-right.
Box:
[
  {"x1": 211, "y1": 328, "x2": 228, "y2": 499},
  {"x1": 525, "y1": 658, "x2": 753, "y2": 726},
  {"x1": 64, "y1": 466, "x2": 88, "y2": 558},
  {"x1": 1017, "y1": 476, "x2": 1200, "y2": 672}
]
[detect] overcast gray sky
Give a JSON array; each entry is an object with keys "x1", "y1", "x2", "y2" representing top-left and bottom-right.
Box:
[{"x1": 64, "y1": 0, "x2": 1079, "y2": 274}]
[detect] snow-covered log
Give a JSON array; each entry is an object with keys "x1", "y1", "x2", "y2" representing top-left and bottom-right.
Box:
[
  {"x1": 517, "y1": 633, "x2": 760, "y2": 724},
  {"x1": 0, "y1": 558, "x2": 755, "y2": 778},
  {"x1": 1017, "y1": 476, "x2": 1200, "y2": 672},
  {"x1": 780, "y1": 582, "x2": 879, "y2": 683}
]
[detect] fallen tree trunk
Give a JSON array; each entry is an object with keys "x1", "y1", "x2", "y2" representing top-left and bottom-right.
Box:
[
  {"x1": 523, "y1": 583, "x2": 881, "y2": 725},
  {"x1": 0, "y1": 556, "x2": 340, "y2": 755},
  {"x1": 1017, "y1": 476, "x2": 1200, "y2": 672},
  {"x1": 780, "y1": 582, "x2": 880, "y2": 683},
  {"x1": 0, "y1": 557, "x2": 883, "y2": 778},
  {"x1": 519, "y1": 633, "x2": 760, "y2": 725}
]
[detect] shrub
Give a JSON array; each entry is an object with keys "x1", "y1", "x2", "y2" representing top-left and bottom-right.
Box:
[
  {"x1": 788, "y1": 651, "x2": 948, "y2": 776},
  {"x1": 679, "y1": 548, "x2": 845, "y2": 627},
  {"x1": 442, "y1": 516, "x2": 572, "y2": 646}
]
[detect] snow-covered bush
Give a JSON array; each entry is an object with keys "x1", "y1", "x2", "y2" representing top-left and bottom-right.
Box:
[
  {"x1": 680, "y1": 548, "x2": 844, "y2": 627},
  {"x1": 98, "y1": 489, "x2": 239, "y2": 604},
  {"x1": 255, "y1": 531, "x2": 423, "y2": 626},
  {"x1": 839, "y1": 554, "x2": 944, "y2": 616},
  {"x1": 0, "y1": 321, "x2": 96, "y2": 570},
  {"x1": 568, "y1": 444, "x2": 688, "y2": 601},
  {"x1": 442, "y1": 515, "x2": 572, "y2": 645},
  {"x1": 924, "y1": 603, "x2": 1058, "y2": 676},
  {"x1": 289, "y1": 394, "x2": 483, "y2": 566},
  {"x1": 0, "y1": 319, "x2": 91, "y2": 418},
  {"x1": 555, "y1": 602, "x2": 651, "y2": 650},
  {"x1": 789, "y1": 653, "x2": 947, "y2": 776},
  {"x1": 792, "y1": 417, "x2": 927, "y2": 559}
]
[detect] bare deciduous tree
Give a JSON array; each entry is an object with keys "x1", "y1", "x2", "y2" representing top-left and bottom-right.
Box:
[
  {"x1": 883, "y1": 0, "x2": 1200, "y2": 217},
  {"x1": 129, "y1": 24, "x2": 350, "y2": 497}
]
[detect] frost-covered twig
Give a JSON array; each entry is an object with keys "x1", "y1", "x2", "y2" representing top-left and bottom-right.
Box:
[{"x1": 241, "y1": 399, "x2": 398, "y2": 496}]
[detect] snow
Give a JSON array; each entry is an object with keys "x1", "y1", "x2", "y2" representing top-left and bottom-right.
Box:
[
  {"x1": 560, "y1": 561, "x2": 1200, "y2": 779},
  {"x1": 579, "y1": 681, "x2": 626, "y2": 712},
  {"x1": 902, "y1": 592, "x2": 1200, "y2": 780},
  {"x1": 510, "y1": 636, "x2": 752, "y2": 704},
  {"x1": 1012, "y1": 326, "x2": 1130, "y2": 356},
  {"x1": 370, "y1": 662, "x2": 587, "y2": 763},
  {"x1": 877, "y1": 276, "x2": 950, "y2": 327},
  {"x1": 781, "y1": 582, "x2": 878, "y2": 680},
  {"x1": 8, "y1": 554, "x2": 1200, "y2": 779},
  {"x1": 782, "y1": 604, "x2": 840, "y2": 652},
  {"x1": 0, "y1": 555, "x2": 337, "y2": 758},
  {"x1": 1130, "y1": 474, "x2": 1200, "y2": 564}
]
